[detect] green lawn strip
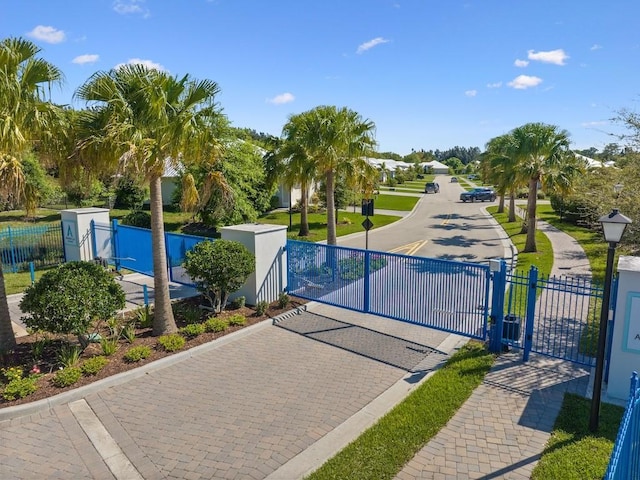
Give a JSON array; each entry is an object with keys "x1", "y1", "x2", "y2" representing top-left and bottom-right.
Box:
[
  {"x1": 306, "y1": 342, "x2": 494, "y2": 480},
  {"x1": 531, "y1": 393, "x2": 624, "y2": 480},
  {"x1": 257, "y1": 211, "x2": 401, "y2": 242},
  {"x1": 372, "y1": 194, "x2": 420, "y2": 211},
  {"x1": 3, "y1": 267, "x2": 57, "y2": 295},
  {"x1": 379, "y1": 186, "x2": 423, "y2": 193}
]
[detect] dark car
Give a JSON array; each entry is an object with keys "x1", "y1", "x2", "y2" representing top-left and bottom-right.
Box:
[
  {"x1": 460, "y1": 187, "x2": 496, "y2": 202},
  {"x1": 451, "y1": 176, "x2": 458, "y2": 183},
  {"x1": 424, "y1": 182, "x2": 440, "y2": 194}
]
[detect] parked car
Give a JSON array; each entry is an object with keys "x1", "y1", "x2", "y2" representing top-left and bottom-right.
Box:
[
  {"x1": 468, "y1": 174, "x2": 479, "y2": 180},
  {"x1": 460, "y1": 187, "x2": 497, "y2": 202},
  {"x1": 451, "y1": 177, "x2": 458, "y2": 183},
  {"x1": 424, "y1": 182, "x2": 440, "y2": 194}
]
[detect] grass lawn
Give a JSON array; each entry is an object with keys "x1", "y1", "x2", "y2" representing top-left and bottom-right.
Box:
[
  {"x1": 306, "y1": 342, "x2": 494, "y2": 480},
  {"x1": 531, "y1": 394, "x2": 624, "y2": 480},
  {"x1": 372, "y1": 194, "x2": 420, "y2": 211},
  {"x1": 0, "y1": 208, "x2": 63, "y2": 228},
  {"x1": 257, "y1": 211, "x2": 401, "y2": 242},
  {"x1": 379, "y1": 186, "x2": 423, "y2": 193}
]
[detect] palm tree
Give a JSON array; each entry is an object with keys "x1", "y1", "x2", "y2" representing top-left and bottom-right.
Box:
[
  {"x1": 483, "y1": 134, "x2": 522, "y2": 222},
  {"x1": 290, "y1": 106, "x2": 376, "y2": 245},
  {"x1": 0, "y1": 37, "x2": 65, "y2": 350},
  {"x1": 509, "y1": 123, "x2": 577, "y2": 252},
  {"x1": 73, "y1": 64, "x2": 223, "y2": 336}
]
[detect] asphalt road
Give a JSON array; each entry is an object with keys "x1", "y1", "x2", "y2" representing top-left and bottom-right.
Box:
[{"x1": 338, "y1": 175, "x2": 510, "y2": 265}]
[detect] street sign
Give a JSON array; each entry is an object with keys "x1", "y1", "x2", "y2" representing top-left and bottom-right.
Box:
[
  {"x1": 361, "y1": 199, "x2": 374, "y2": 216},
  {"x1": 362, "y1": 218, "x2": 374, "y2": 231}
]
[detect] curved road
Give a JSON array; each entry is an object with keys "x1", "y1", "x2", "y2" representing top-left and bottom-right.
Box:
[{"x1": 339, "y1": 175, "x2": 510, "y2": 264}]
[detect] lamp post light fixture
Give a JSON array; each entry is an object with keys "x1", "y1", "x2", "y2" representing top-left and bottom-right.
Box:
[{"x1": 589, "y1": 208, "x2": 632, "y2": 432}]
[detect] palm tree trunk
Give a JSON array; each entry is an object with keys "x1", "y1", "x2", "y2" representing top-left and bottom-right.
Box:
[
  {"x1": 508, "y1": 189, "x2": 517, "y2": 223},
  {"x1": 523, "y1": 177, "x2": 539, "y2": 253},
  {"x1": 299, "y1": 181, "x2": 310, "y2": 237},
  {"x1": 498, "y1": 193, "x2": 505, "y2": 213},
  {"x1": 326, "y1": 170, "x2": 337, "y2": 245},
  {"x1": 0, "y1": 267, "x2": 17, "y2": 351},
  {"x1": 149, "y1": 174, "x2": 177, "y2": 335}
]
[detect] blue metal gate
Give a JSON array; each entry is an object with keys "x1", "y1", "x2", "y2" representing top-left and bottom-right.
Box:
[
  {"x1": 91, "y1": 219, "x2": 211, "y2": 286},
  {"x1": 286, "y1": 240, "x2": 492, "y2": 340},
  {"x1": 496, "y1": 266, "x2": 608, "y2": 367}
]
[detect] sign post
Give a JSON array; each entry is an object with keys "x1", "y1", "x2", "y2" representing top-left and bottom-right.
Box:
[{"x1": 361, "y1": 199, "x2": 374, "y2": 250}]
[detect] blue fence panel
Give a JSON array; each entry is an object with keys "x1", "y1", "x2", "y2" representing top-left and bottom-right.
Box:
[
  {"x1": 114, "y1": 223, "x2": 154, "y2": 276},
  {"x1": 166, "y1": 232, "x2": 212, "y2": 285},
  {"x1": 606, "y1": 372, "x2": 640, "y2": 480},
  {"x1": 0, "y1": 223, "x2": 64, "y2": 273},
  {"x1": 286, "y1": 240, "x2": 490, "y2": 339}
]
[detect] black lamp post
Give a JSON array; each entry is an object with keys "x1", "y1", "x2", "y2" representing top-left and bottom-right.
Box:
[{"x1": 589, "y1": 208, "x2": 632, "y2": 432}]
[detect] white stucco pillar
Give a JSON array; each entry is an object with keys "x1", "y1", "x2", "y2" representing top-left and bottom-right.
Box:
[
  {"x1": 221, "y1": 223, "x2": 288, "y2": 306},
  {"x1": 61, "y1": 208, "x2": 110, "y2": 262},
  {"x1": 607, "y1": 256, "x2": 640, "y2": 400}
]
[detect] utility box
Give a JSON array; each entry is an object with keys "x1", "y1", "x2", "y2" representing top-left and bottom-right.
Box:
[
  {"x1": 503, "y1": 315, "x2": 521, "y2": 341},
  {"x1": 61, "y1": 208, "x2": 110, "y2": 262}
]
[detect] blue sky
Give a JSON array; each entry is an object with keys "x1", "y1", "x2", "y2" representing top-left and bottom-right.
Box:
[{"x1": 3, "y1": 0, "x2": 639, "y2": 155}]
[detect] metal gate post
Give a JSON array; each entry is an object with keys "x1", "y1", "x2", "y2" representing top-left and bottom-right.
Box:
[
  {"x1": 489, "y1": 259, "x2": 506, "y2": 353},
  {"x1": 522, "y1": 266, "x2": 538, "y2": 362},
  {"x1": 363, "y1": 250, "x2": 370, "y2": 313},
  {"x1": 111, "y1": 219, "x2": 120, "y2": 272}
]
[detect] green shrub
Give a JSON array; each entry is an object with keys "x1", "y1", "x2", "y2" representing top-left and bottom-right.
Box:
[
  {"x1": 123, "y1": 345, "x2": 152, "y2": 363},
  {"x1": 120, "y1": 211, "x2": 151, "y2": 228},
  {"x1": 2, "y1": 366, "x2": 23, "y2": 382},
  {"x1": 278, "y1": 292, "x2": 290, "y2": 309},
  {"x1": 183, "y1": 239, "x2": 255, "y2": 313},
  {"x1": 113, "y1": 175, "x2": 147, "y2": 210},
  {"x1": 2, "y1": 376, "x2": 39, "y2": 400},
  {"x1": 100, "y1": 337, "x2": 119, "y2": 356},
  {"x1": 20, "y1": 261, "x2": 126, "y2": 339},
  {"x1": 255, "y1": 300, "x2": 268, "y2": 316},
  {"x1": 52, "y1": 367, "x2": 82, "y2": 388},
  {"x1": 228, "y1": 314, "x2": 246, "y2": 326},
  {"x1": 230, "y1": 296, "x2": 246, "y2": 309},
  {"x1": 57, "y1": 344, "x2": 81, "y2": 368},
  {"x1": 81, "y1": 356, "x2": 109, "y2": 376},
  {"x1": 135, "y1": 306, "x2": 153, "y2": 329},
  {"x1": 204, "y1": 317, "x2": 228, "y2": 333},
  {"x1": 179, "y1": 323, "x2": 205, "y2": 338},
  {"x1": 121, "y1": 323, "x2": 136, "y2": 343},
  {"x1": 173, "y1": 303, "x2": 202, "y2": 324},
  {"x1": 157, "y1": 334, "x2": 186, "y2": 352}
]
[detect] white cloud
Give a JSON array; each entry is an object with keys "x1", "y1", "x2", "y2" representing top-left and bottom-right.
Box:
[
  {"x1": 465, "y1": 90, "x2": 477, "y2": 97},
  {"x1": 27, "y1": 25, "x2": 65, "y2": 44},
  {"x1": 581, "y1": 120, "x2": 608, "y2": 127},
  {"x1": 267, "y1": 93, "x2": 295, "y2": 105},
  {"x1": 356, "y1": 37, "x2": 390, "y2": 54},
  {"x1": 507, "y1": 75, "x2": 543, "y2": 89},
  {"x1": 115, "y1": 58, "x2": 165, "y2": 71},
  {"x1": 113, "y1": 0, "x2": 149, "y2": 16},
  {"x1": 527, "y1": 49, "x2": 569, "y2": 65},
  {"x1": 487, "y1": 82, "x2": 502, "y2": 88},
  {"x1": 514, "y1": 59, "x2": 529, "y2": 67},
  {"x1": 72, "y1": 54, "x2": 99, "y2": 65},
  {"x1": 590, "y1": 44, "x2": 602, "y2": 51}
]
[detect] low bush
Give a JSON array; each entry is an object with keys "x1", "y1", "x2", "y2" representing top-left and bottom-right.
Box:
[
  {"x1": 2, "y1": 366, "x2": 23, "y2": 382},
  {"x1": 278, "y1": 292, "x2": 290, "y2": 309},
  {"x1": 179, "y1": 323, "x2": 205, "y2": 338},
  {"x1": 204, "y1": 317, "x2": 228, "y2": 333},
  {"x1": 230, "y1": 296, "x2": 245, "y2": 309},
  {"x1": 100, "y1": 337, "x2": 119, "y2": 356},
  {"x1": 228, "y1": 314, "x2": 246, "y2": 327},
  {"x1": 157, "y1": 334, "x2": 186, "y2": 352},
  {"x1": 81, "y1": 356, "x2": 109, "y2": 376},
  {"x1": 52, "y1": 367, "x2": 82, "y2": 388},
  {"x1": 123, "y1": 346, "x2": 152, "y2": 363},
  {"x1": 120, "y1": 211, "x2": 151, "y2": 229},
  {"x1": 2, "y1": 376, "x2": 39, "y2": 400},
  {"x1": 255, "y1": 300, "x2": 268, "y2": 316}
]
